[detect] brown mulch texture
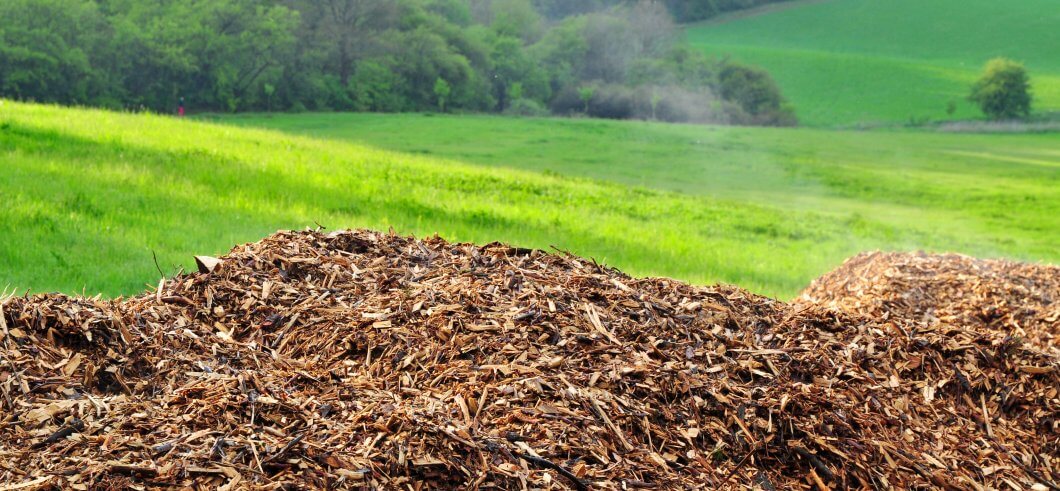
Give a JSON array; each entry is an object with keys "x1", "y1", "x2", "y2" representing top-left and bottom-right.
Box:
[
  {"x1": 800, "y1": 251, "x2": 1059, "y2": 356},
  {"x1": 1, "y1": 230, "x2": 1056, "y2": 490}
]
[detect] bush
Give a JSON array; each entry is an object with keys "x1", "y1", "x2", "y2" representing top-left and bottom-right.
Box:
[
  {"x1": 588, "y1": 85, "x2": 635, "y2": 119},
  {"x1": 548, "y1": 86, "x2": 584, "y2": 115},
  {"x1": 504, "y1": 97, "x2": 549, "y2": 116},
  {"x1": 717, "y1": 61, "x2": 796, "y2": 126},
  {"x1": 969, "y1": 58, "x2": 1032, "y2": 120}
]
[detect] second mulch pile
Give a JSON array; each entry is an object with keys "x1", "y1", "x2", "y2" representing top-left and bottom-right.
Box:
[
  {"x1": 801, "y1": 251, "x2": 1059, "y2": 355},
  {"x1": 1, "y1": 230, "x2": 1057, "y2": 489}
]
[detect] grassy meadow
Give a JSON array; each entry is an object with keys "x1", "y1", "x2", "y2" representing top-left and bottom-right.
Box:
[
  {"x1": 686, "y1": 0, "x2": 1060, "y2": 126},
  {"x1": 2, "y1": 101, "x2": 1056, "y2": 299},
  {"x1": 218, "y1": 112, "x2": 1059, "y2": 259}
]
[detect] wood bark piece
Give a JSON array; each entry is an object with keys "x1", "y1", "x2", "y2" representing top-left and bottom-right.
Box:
[{"x1": 194, "y1": 255, "x2": 224, "y2": 274}]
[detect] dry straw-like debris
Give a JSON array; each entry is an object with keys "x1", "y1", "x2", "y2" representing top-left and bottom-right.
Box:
[{"x1": 1, "y1": 231, "x2": 1056, "y2": 490}]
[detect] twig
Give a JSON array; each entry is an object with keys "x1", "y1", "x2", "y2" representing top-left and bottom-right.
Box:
[
  {"x1": 107, "y1": 463, "x2": 159, "y2": 477},
  {"x1": 979, "y1": 393, "x2": 993, "y2": 438},
  {"x1": 808, "y1": 468, "x2": 831, "y2": 491},
  {"x1": 987, "y1": 438, "x2": 1060, "y2": 491},
  {"x1": 263, "y1": 433, "x2": 305, "y2": 464},
  {"x1": 151, "y1": 250, "x2": 165, "y2": 280},
  {"x1": 512, "y1": 451, "x2": 589, "y2": 491},
  {"x1": 0, "y1": 295, "x2": 9, "y2": 339},
  {"x1": 717, "y1": 446, "x2": 758, "y2": 489},
  {"x1": 793, "y1": 447, "x2": 836, "y2": 482},
  {"x1": 31, "y1": 419, "x2": 84, "y2": 449}
]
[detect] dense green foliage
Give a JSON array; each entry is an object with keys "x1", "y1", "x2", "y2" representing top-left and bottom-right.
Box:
[
  {"x1": 3, "y1": 101, "x2": 1056, "y2": 298},
  {"x1": 0, "y1": 0, "x2": 793, "y2": 124},
  {"x1": 970, "y1": 58, "x2": 1032, "y2": 120},
  {"x1": 687, "y1": 0, "x2": 1060, "y2": 126}
]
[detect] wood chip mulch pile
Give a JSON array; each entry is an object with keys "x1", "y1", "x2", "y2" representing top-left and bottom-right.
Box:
[
  {"x1": 800, "y1": 251, "x2": 1059, "y2": 355},
  {"x1": 1, "y1": 230, "x2": 1056, "y2": 490}
]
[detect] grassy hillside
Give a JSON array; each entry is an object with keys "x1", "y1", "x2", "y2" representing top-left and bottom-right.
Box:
[
  {"x1": 2, "y1": 102, "x2": 1055, "y2": 299},
  {"x1": 686, "y1": 0, "x2": 1060, "y2": 126},
  {"x1": 219, "y1": 112, "x2": 1059, "y2": 258}
]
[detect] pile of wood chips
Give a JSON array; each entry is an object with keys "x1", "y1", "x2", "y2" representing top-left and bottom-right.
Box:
[
  {"x1": 1, "y1": 230, "x2": 1056, "y2": 490},
  {"x1": 800, "y1": 251, "x2": 1059, "y2": 355}
]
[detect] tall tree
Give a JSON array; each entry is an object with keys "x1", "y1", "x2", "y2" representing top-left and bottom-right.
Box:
[
  {"x1": 318, "y1": 0, "x2": 398, "y2": 86},
  {"x1": 969, "y1": 58, "x2": 1032, "y2": 120},
  {"x1": 0, "y1": 0, "x2": 107, "y2": 104}
]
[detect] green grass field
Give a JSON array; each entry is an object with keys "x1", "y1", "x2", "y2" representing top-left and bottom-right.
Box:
[
  {"x1": 686, "y1": 0, "x2": 1060, "y2": 126},
  {"x1": 2, "y1": 101, "x2": 1056, "y2": 299}
]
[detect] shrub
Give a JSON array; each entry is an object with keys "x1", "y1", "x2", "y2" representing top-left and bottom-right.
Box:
[
  {"x1": 588, "y1": 85, "x2": 635, "y2": 119},
  {"x1": 433, "y1": 78, "x2": 451, "y2": 112},
  {"x1": 717, "y1": 61, "x2": 796, "y2": 126},
  {"x1": 969, "y1": 58, "x2": 1032, "y2": 120},
  {"x1": 505, "y1": 97, "x2": 550, "y2": 116},
  {"x1": 548, "y1": 86, "x2": 584, "y2": 115}
]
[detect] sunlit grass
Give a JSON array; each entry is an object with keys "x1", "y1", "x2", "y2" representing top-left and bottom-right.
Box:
[
  {"x1": 1, "y1": 102, "x2": 1057, "y2": 300},
  {"x1": 219, "y1": 111, "x2": 1060, "y2": 261}
]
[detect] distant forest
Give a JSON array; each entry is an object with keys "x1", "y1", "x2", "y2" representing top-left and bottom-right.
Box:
[{"x1": 0, "y1": 0, "x2": 795, "y2": 125}]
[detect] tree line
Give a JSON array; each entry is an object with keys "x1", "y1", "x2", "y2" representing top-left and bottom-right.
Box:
[
  {"x1": 531, "y1": 0, "x2": 791, "y2": 23},
  {"x1": 0, "y1": 0, "x2": 796, "y2": 125}
]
